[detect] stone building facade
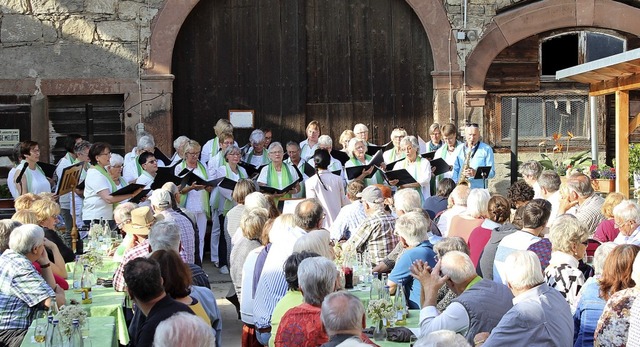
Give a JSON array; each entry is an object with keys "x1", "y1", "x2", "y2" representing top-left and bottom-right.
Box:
[{"x1": 1, "y1": 0, "x2": 640, "y2": 158}]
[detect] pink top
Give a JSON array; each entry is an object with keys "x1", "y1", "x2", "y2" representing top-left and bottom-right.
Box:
[
  {"x1": 593, "y1": 219, "x2": 620, "y2": 243},
  {"x1": 468, "y1": 226, "x2": 492, "y2": 267},
  {"x1": 448, "y1": 216, "x2": 483, "y2": 243}
]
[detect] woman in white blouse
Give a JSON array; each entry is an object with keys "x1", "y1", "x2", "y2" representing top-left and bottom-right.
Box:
[
  {"x1": 83, "y1": 142, "x2": 142, "y2": 227},
  {"x1": 257, "y1": 142, "x2": 300, "y2": 201},
  {"x1": 299, "y1": 120, "x2": 320, "y2": 162},
  {"x1": 397, "y1": 136, "x2": 432, "y2": 203},
  {"x1": 14, "y1": 141, "x2": 52, "y2": 196}
]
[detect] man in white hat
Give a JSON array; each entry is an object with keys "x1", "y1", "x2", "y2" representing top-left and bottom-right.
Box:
[
  {"x1": 113, "y1": 206, "x2": 164, "y2": 292},
  {"x1": 344, "y1": 185, "x2": 398, "y2": 265},
  {"x1": 149, "y1": 189, "x2": 196, "y2": 264}
]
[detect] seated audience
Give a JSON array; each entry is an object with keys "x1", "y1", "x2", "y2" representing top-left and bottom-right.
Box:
[
  {"x1": 436, "y1": 185, "x2": 469, "y2": 236},
  {"x1": 558, "y1": 173, "x2": 605, "y2": 235},
  {"x1": 538, "y1": 170, "x2": 562, "y2": 226},
  {"x1": 594, "y1": 249, "x2": 640, "y2": 346},
  {"x1": 0, "y1": 224, "x2": 65, "y2": 347},
  {"x1": 506, "y1": 179, "x2": 535, "y2": 215},
  {"x1": 124, "y1": 257, "x2": 194, "y2": 347},
  {"x1": 545, "y1": 214, "x2": 590, "y2": 311},
  {"x1": 320, "y1": 291, "x2": 371, "y2": 347},
  {"x1": 31, "y1": 198, "x2": 75, "y2": 263},
  {"x1": 423, "y1": 178, "x2": 455, "y2": 220},
  {"x1": 231, "y1": 208, "x2": 269, "y2": 303},
  {"x1": 153, "y1": 312, "x2": 216, "y2": 347},
  {"x1": 149, "y1": 189, "x2": 196, "y2": 263},
  {"x1": 478, "y1": 251, "x2": 573, "y2": 346},
  {"x1": 518, "y1": 160, "x2": 543, "y2": 198},
  {"x1": 330, "y1": 181, "x2": 367, "y2": 241},
  {"x1": 433, "y1": 237, "x2": 470, "y2": 312},
  {"x1": 593, "y1": 192, "x2": 624, "y2": 243},
  {"x1": 448, "y1": 188, "x2": 489, "y2": 242},
  {"x1": 412, "y1": 251, "x2": 512, "y2": 345},
  {"x1": 467, "y1": 195, "x2": 511, "y2": 267},
  {"x1": 477, "y1": 205, "x2": 525, "y2": 280},
  {"x1": 415, "y1": 330, "x2": 471, "y2": 347}
]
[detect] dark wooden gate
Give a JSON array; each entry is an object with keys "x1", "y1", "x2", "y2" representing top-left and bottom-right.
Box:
[{"x1": 172, "y1": 0, "x2": 434, "y2": 147}]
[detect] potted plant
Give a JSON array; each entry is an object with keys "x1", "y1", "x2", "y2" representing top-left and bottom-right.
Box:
[
  {"x1": 590, "y1": 164, "x2": 616, "y2": 193},
  {"x1": 629, "y1": 143, "x2": 640, "y2": 189}
]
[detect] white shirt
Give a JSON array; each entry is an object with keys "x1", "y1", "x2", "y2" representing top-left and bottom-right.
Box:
[
  {"x1": 614, "y1": 226, "x2": 640, "y2": 245},
  {"x1": 55, "y1": 154, "x2": 75, "y2": 209},
  {"x1": 135, "y1": 170, "x2": 155, "y2": 189},
  {"x1": 257, "y1": 163, "x2": 300, "y2": 188},
  {"x1": 305, "y1": 170, "x2": 349, "y2": 229},
  {"x1": 214, "y1": 165, "x2": 248, "y2": 211},
  {"x1": 299, "y1": 139, "x2": 318, "y2": 162},
  {"x1": 433, "y1": 142, "x2": 462, "y2": 181},
  {"x1": 240, "y1": 246, "x2": 264, "y2": 324},
  {"x1": 419, "y1": 303, "x2": 470, "y2": 338},
  {"x1": 397, "y1": 157, "x2": 432, "y2": 200},
  {"x1": 330, "y1": 200, "x2": 367, "y2": 241},
  {"x1": 437, "y1": 205, "x2": 467, "y2": 237},
  {"x1": 175, "y1": 163, "x2": 208, "y2": 214},
  {"x1": 82, "y1": 167, "x2": 114, "y2": 220},
  {"x1": 545, "y1": 190, "x2": 561, "y2": 227},
  {"x1": 7, "y1": 167, "x2": 19, "y2": 199}
]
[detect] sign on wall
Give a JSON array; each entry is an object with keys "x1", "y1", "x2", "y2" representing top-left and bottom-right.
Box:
[{"x1": 0, "y1": 129, "x2": 19, "y2": 149}]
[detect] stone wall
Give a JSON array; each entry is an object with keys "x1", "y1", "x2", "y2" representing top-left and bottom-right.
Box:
[{"x1": 0, "y1": 0, "x2": 162, "y2": 79}]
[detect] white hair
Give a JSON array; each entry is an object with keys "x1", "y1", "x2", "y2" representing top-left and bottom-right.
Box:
[
  {"x1": 450, "y1": 185, "x2": 470, "y2": 206},
  {"x1": 109, "y1": 153, "x2": 124, "y2": 167},
  {"x1": 317, "y1": 135, "x2": 333, "y2": 147},
  {"x1": 321, "y1": 291, "x2": 364, "y2": 336},
  {"x1": 153, "y1": 312, "x2": 216, "y2": 347},
  {"x1": 400, "y1": 136, "x2": 419, "y2": 149},
  {"x1": 394, "y1": 189, "x2": 422, "y2": 213},
  {"x1": 504, "y1": 250, "x2": 544, "y2": 291},
  {"x1": 353, "y1": 123, "x2": 368, "y2": 133},
  {"x1": 466, "y1": 189, "x2": 490, "y2": 218},
  {"x1": 148, "y1": 221, "x2": 181, "y2": 253},
  {"x1": 298, "y1": 257, "x2": 338, "y2": 306},
  {"x1": 113, "y1": 202, "x2": 138, "y2": 225},
  {"x1": 9, "y1": 224, "x2": 44, "y2": 255},
  {"x1": 245, "y1": 192, "x2": 270, "y2": 211},
  {"x1": 347, "y1": 137, "x2": 367, "y2": 157},
  {"x1": 249, "y1": 129, "x2": 265, "y2": 145},
  {"x1": 440, "y1": 251, "x2": 476, "y2": 283},
  {"x1": 137, "y1": 135, "x2": 155, "y2": 151},
  {"x1": 415, "y1": 330, "x2": 471, "y2": 347},
  {"x1": 395, "y1": 211, "x2": 428, "y2": 247},
  {"x1": 293, "y1": 229, "x2": 334, "y2": 260},
  {"x1": 593, "y1": 242, "x2": 617, "y2": 276},
  {"x1": 613, "y1": 200, "x2": 640, "y2": 224},
  {"x1": 268, "y1": 142, "x2": 283, "y2": 153},
  {"x1": 173, "y1": 136, "x2": 189, "y2": 150}
]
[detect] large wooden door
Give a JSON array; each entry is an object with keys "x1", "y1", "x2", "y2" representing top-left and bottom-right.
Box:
[{"x1": 172, "y1": 0, "x2": 433, "y2": 147}]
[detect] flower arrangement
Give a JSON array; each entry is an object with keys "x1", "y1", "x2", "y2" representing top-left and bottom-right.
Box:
[
  {"x1": 80, "y1": 250, "x2": 103, "y2": 270},
  {"x1": 590, "y1": 164, "x2": 616, "y2": 180},
  {"x1": 538, "y1": 131, "x2": 591, "y2": 176},
  {"x1": 366, "y1": 299, "x2": 396, "y2": 323},
  {"x1": 56, "y1": 304, "x2": 87, "y2": 336}
]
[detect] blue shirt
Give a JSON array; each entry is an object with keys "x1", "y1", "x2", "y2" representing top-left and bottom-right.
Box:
[
  {"x1": 573, "y1": 277, "x2": 605, "y2": 347},
  {"x1": 452, "y1": 141, "x2": 495, "y2": 189},
  {"x1": 388, "y1": 241, "x2": 436, "y2": 309}
]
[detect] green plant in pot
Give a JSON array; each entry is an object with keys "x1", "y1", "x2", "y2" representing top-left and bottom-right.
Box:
[{"x1": 629, "y1": 143, "x2": 640, "y2": 190}]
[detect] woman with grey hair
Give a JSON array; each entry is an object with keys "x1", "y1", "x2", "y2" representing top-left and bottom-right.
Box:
[
  {"x1": 153, "y1": 311, "x2": 216, "y2": 347},
  {"x1": 612, "y1": 199, "x2": 640, "y2": 245},
  {"x1": 0, "y1": 219, "x2": 21, "y2": 253},
  {"x1": 108, "y1": 153, "x2": 127, "y2": 188},
  {"x1": 206, "y1": 132, "x2": 236, "y2": 174},
  {"x1": 243, "y1": 129, "x2": 270, "y2": 167},
  {"x1": 545, "y1": 214, "x2": 591, "y2": 311},
  {"x1": 293, "y1": 229, "x2": 335, "y2": 260},
  {"x1": 344, "y1": 137, "x2": 383, "y2": 186},
  {"x1": 257, "y1": 142, "x2": 301, "y2": 202},
  {"x1": 123, "y1": 135, "x2": 163, "y2": 183},
  {"x1": 519, "y1": 160, "x2": 544, "y2": 198},
  {"x1": 448, "y1": 188, "x2": 490, "y2": 242},
  {"x1": 396, "y1": 135, "x2": 433, "y2": 203},
  {"x1": 274, "y1": 256, "x2": 339, "y2": 346},
  {"x1": 110, "y1": 202, "x2": 138, "y2": 261},
  {"x1": 170, "y1": 135, "x2": 190, "y2": 165},
  {"x1": 387, "y1": 211, "x2": 437, "y2": 308}
]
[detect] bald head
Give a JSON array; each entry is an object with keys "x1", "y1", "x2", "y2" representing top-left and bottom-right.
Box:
[
  {"x1": 294, "y1": 198, "x2": 324, "y2": 231},
  {"x1": 440, "y1": 251, "x2": 476, "y2": 284}
]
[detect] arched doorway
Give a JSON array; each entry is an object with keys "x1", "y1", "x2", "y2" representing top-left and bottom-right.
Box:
[{"x1": 171, "y1": 0, "x2": 435, "y2": 146}]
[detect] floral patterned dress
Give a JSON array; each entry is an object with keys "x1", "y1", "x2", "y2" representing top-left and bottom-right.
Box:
[{"x1": 594, "y1": 287, "x2": 640, "y2": 347}]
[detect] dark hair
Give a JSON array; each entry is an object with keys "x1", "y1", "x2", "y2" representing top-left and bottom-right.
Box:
[
  {"x1": 123, "y1": 257, "x2": 165, "y2": 302},
  {"x1": 507, "y1": 180, "x2": 535, "y2": 207},
  {"x1": 64, "y1": 134, "x2": 82, "y2": 153},
  {"x1": 313, "y1": 149, "x2": 331, "y2": 170},
  {"x1": 599, "y1": 244, "x2": 640, "y2": 300},
  {"x1": 436, "y1": 178, "x2": 456, "y2": 197},
  {"x1": 138, "y1": 152, "x2": 156, "y2": 166},
  {"x1": 487, "y1": 195, "x2": 511, "y2": 224},
  {"x1": 11, "y1": 143, "x2": 21, "y2": 163},
  {"x1": 18, "y1": 141, "x2": 38, "y2": 160},
  {"x1": 284, "y1": 251, "x2": 321, "y2": 290},
  {"x1": 89, "y1": 142, "x2": 111, "y2": 165},
  {"x1": 149, "y1": 249, "x2": 192, "y2": 299},
  {"x1": 294, "y1": 198, "x2": 324, "y2": 230},
  {"x1": 522, "y1": 199, "x2": 551, "y2": 229}
]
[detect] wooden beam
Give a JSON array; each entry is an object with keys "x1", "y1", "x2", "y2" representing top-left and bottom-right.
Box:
[
  {"x1": 631, "y1": 113, "x2": 640, "y2": 133},
  {"x1": 616, "y1": 90, "x2": 630, "y2": 197},
  {"x1": 589, "y1": 73, "x2": 640, "y2": 96}
]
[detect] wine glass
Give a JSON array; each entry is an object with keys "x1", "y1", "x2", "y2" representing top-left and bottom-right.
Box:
[{"x1": 32, "y1": 311, "x2": 47, "y2": 345}]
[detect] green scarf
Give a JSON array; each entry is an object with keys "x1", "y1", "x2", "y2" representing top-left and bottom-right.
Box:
[
  {"x1": 246, "y1": 150, "x2": 270, "y2": 166},
  {"x1": 179, "y1": 161, "x2": 211, "y2": 219},
  {"x1": 350, "y1": 155, "x2": 382, "y2": 186},
  {"x1": 267, "y1": 162, "x2": 294, "y2": 201},
  {"x1": 92, "y1": 164, "x2": 118, "y2": 208},
  {"x1": 403, "y1": 156, "x2": 424, "y2": 201},
  {"x1": 134, "y1": 155, "x2": 143, "y2": 176},
  {"x1": 210, "y1": 137, "x2": 219, "y2": 157}
]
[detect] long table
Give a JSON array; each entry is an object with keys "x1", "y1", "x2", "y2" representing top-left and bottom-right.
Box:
[
  {"x1": 350, "y1": 288, "x2": 420, "y2": 346},
  {"x1": 20, "y1": 316, "x2": 118, "y2": 347}
]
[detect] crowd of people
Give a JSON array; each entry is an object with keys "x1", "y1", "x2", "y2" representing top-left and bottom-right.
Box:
[{"x1": 2, "y1": 119, "x2": 640, "y2": 347}]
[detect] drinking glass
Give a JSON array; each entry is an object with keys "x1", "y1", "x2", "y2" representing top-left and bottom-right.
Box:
[{"x1": 32, "y1": 311, "x2": 47, "y2": 345}]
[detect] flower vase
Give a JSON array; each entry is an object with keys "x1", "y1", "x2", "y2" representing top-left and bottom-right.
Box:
[{"x1": 373, "y1": 319, "x2": 387, "y2": 341}]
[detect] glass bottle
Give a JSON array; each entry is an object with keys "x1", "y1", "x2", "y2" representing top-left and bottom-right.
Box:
[
  {"x1": 69, "y1": 319, "x2": 84, "y2": 347},
  {"x1": 370, "y1": 272, "x2": 381, "y2": 300},
  {"x1": 49, "y1": 319, "x2": 64, "y2": 347},
  {"x1": 81, "y1": 265, "x2": 93, "y2": 304},
  {"x1": 394, "y1": 280, "x2": 407, "y2": 325},
  {"x1": 44, "y1": 315, "x2": 54, "y2": 347},
  {"x1": 72, "y1": 255, "x2": 83, "y2": 291}
]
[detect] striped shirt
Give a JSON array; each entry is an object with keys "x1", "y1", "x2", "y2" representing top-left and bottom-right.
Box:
[
  {"x1": 158, "y1": 210, "x2": 196, "y2": 264},
  {"x1": 347, "y1": 209, "x2": 398, "y2": 265},
  {"x1": 493, "y1": 230, "x2": 541, "y2": 284}
]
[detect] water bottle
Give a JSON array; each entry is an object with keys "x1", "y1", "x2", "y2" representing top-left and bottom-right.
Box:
[
  {"x1": 81, "y1": 265, "x2": 93, "y2": 304},
  {"x1": 394, "y1": 280, "x2": 408, "y2": 325},
  {"x1": 69, "y1": 319, "x2": 84, "y2": 347},
  {"x1": 50, "y1": 319, "x2": 64, "y2": 347},
  {"x1": 72, "y1": 256, "x2": 83, "y2": 291},
  {"x1": 370, "y1": 272, "x2": 381, "y2": 300},
  {"x1": 44, "y1": 315, "x2": 54, "y2": 347}
]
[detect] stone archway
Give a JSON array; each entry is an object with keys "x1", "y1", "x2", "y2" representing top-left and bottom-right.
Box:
[
  {"x1": 145, "y1": 0, "x2": 458, "y2": 77},
  {"x1": 466, "y1": 0, "x2": 640, "y2": 90}
]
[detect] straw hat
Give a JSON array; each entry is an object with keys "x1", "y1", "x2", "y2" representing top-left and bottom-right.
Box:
[{"x1": 122, "y1": 206, "x2": 164, "y2": 235}]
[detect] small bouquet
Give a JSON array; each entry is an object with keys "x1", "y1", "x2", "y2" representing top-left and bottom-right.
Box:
[
  {"x1": 366, "y1": 299, "x2": 396, "y2": 323},
  {"x1": 80, "y1": 250, "x2": 103, "y2": 271},
  {"x1": 590, "y1": 164, "x2": 616, "y2": 180},
  {"x1": 56, "y1": 304, "x2": 87, "y2": 336}
]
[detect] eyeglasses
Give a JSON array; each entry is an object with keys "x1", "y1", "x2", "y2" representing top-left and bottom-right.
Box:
[
  {"x1": 270, "y1": 150, "x2": 283, "y2": 154},
  {"x1": 145, "y1": 160, "x2": 158, "y2": 164},
  {"x1": 227, "y1": 152, "x2": 241, "y2": 157},
  {"x1": 222, "y1": 141, "x2": 234, "y2": 146},
  {"x1": 466, "y1": 123, "x2": 479, "y2": 128},
  {"x1": 186, "y1": 152, "x2": 200, "y2": 157},
  {"x1": 98, "y1": 152, "x2": 111, "y2": 156},
  {"x1": 614, "y1": 220, "x2": 630, "y2": 228}
]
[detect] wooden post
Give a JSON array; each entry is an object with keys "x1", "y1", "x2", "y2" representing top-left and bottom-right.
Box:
[
  {"x1": 615, "y1": 90, "x2": 630, "y2": 197},
  {"x1": 70, "y1": 186, "x2": 79, "y2": 253}
]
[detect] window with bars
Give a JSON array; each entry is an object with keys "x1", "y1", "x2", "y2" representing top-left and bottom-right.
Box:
[{"x1": 500, "y1": 95, "x2": 590, "y2": 140}]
